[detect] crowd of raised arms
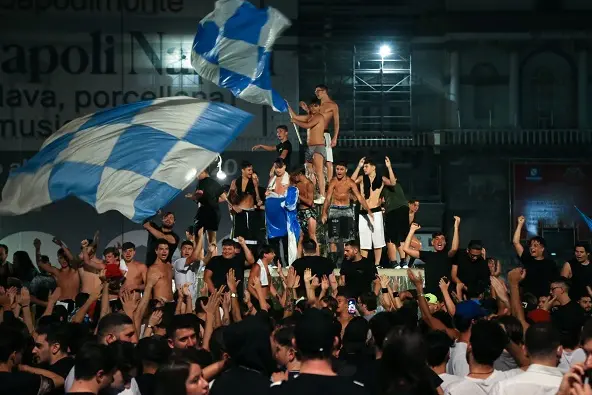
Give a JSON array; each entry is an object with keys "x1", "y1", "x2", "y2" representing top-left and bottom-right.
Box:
[{"x1": 1, "y1": 84, "x2": 592, "y2": 395}]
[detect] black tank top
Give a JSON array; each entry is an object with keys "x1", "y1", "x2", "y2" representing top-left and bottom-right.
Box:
[
  {"x1": 569, "y1": 258, "x2": 592, "y2": 298},
  {"x1": 235, "y1": 176, "x2": 256, "y2": 199},
  {"x1": 362, "y1": 174, "x2": 383, "y2": 199}
]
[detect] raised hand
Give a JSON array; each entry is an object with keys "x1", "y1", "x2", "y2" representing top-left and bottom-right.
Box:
[
  {"x1": 148, "y1": 310, "x2": 163, "y2": 327},
  {"x1": 385, "y1": 156, "x2": 391, "y2": 167},
  {"x1": 321, "y1": 275, "x2": 330, "y2": 291},
  {"x1": 454, "y1": 216, "x2": 461, "y2": 227},
  {"x1": 33, "y1": 238, "x2": 41, "y2": 250},
  {"x1": 517, "y1": 215, "x2": 525, "y2": 225},
  {"x1": 226, "y1": 268, "x2": 240, "y2": 293},
  {"x1": 379, "y1": 274, "x2": 389, "y2": 289},
  {"x1": 410, "y1": 223, "x2": 421, "y2": 231},
  {"x1": 20, "y1": 287, "x2": 31, "y2": 306}
]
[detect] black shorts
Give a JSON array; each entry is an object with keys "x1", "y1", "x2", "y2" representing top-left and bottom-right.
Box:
[
  {"x1": 232, "y1": 210, "x2": 258, "y2": 241},
  {"x1": 384, "y1": 205, "x2": 410, "y2": 243},
  {"x1": 195, "y1": 207, "x2": 221, "y2": 232}
]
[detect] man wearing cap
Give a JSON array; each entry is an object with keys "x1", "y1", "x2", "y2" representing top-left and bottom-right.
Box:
[
  {"x1": 451, "y1": 240, "x2": 489, "y2": 297},
  {"x1": 270, "y1": 308, "x2": 369, "y2": 394}
]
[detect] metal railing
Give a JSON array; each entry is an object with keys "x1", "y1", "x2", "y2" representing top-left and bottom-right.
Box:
[{"x1": 230, "y1": 129, "x2": 592, "y2": 150}]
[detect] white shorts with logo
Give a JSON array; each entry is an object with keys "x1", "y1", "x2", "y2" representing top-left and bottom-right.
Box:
[
  {"x1": 358, "y1": 211, "x2": 386, "y2": 250},
  {"x1": 324, "y1": 132, "x2": 334, "y2": 163}
]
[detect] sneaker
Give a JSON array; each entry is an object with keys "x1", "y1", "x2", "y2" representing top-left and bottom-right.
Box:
[
  {"x1": 313, "y1": 196, "x2": 326, "y2": 205},
  {"x1": 401, "y1": 263, "x2": 409, "y2": 269}
]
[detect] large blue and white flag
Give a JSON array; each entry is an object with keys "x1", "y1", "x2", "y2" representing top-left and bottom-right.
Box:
[
  {"x1": 0, "y1": 97, "x2": 253, "y2": 222},
  {"x1": 191, "y1": 0, "x2": 291, "y2": 112},
  {"x1": 575, "y1": 206, "x2": 592, "y2": 232}
]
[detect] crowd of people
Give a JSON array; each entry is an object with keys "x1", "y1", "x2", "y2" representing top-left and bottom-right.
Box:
[{"x1": 1, "y1": 84, "x2": 592, "y2": 395}]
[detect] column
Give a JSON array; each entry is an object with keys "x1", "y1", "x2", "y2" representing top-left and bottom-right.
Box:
[
  {"x1": 509, "y1": 51, "x2": 519, "y2": 127},
  {"x1": 578, "y1": 49, "x2": 588, "y2": 129},
  {"x1": 450, "y1": 50, "x2": 460, "y2": 128}
]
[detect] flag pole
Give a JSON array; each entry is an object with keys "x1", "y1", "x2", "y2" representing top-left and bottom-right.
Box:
[{"x1": 293, "y1": 124, "x2": 303, "y2": 145}]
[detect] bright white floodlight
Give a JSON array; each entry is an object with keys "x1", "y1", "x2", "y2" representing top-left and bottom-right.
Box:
[
  {"x1": 216, "y1": 155, "x2": 227, "y2": 180},
  {"x1": 379, "y1": 44, "x2": 392, "y2": 58}
]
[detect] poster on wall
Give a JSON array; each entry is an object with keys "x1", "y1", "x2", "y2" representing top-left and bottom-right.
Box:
[{"x1": 512, "y1": 162, "x2": 592, "y2": 240}]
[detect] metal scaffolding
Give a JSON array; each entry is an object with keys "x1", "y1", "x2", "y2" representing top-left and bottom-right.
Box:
[{"x1": 352, "y1": 45, "x2": 412, "y2": 135}]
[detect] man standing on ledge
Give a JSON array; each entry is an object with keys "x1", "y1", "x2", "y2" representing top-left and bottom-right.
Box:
[
  {"x1": 186, "y1": 168, "x2": 226, "y2": 247},
  {"x1": 315, "y1": 84, "x2": 340, "y2": 182},
  {"x1": 289, "y1": 98, "x2": 327, "y2": 205}
]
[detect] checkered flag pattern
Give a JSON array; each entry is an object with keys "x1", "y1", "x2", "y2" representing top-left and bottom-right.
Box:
[
  {"x1": 191, "y1": 0, "x2": 291, "y2": 112},
  {"x1": 0, "y1": 97, "x2": 253, "y2": 222}
]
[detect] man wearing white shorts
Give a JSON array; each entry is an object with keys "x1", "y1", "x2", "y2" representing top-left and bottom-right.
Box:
[{"x1": 351, "y1": 157, "x2": 397, "y2": 267}]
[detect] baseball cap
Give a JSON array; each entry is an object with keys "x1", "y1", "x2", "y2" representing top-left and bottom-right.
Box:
[
  {"x1": 527, "y1": 309, "x2": 551, "y2": 323},
  {"x1": 455, "y1": 300, "x2": 488, "y2": 320},
  {"x1": 424, "y1": 293, "x2": 438, "y2": 304},
  {"x1": 294, "y1": 308, "x2": 339, "y2": 358}
]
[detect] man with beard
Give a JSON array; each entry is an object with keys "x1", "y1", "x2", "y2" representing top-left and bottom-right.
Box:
[
  {"x1": 322, "y1": 161, "x2": 373, "y2": 265},
  {"x1": 144, "y1": 211, "x2": 180, "y2": 266},
  {"x1": 402, "y1": 218, "x2": 460, "y2": 298},
  {"x1": 32, "y1": 323, "x2": 74, "y2": 380},
  {"x1": 560, "y1": 243, "x2": 592, "y2": 299},
  {"x1": 120, "y1": 242, "x2": 147, "y2": 293}
]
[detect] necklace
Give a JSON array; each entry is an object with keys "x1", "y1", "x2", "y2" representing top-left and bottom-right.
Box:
[{"x1": 469, "y1": 369, "x2": 494, "y2": 376}]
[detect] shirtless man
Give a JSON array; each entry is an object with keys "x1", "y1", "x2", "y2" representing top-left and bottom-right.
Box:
[
  {"x1": 351, "y1": 157, "x2": 397, "y2": 266},
  {"x1": 315, "y1": 84, "x2": 340, "y2": 182},
  {"x1": 120, "y1": 242, "x2": 147, "y2": 292},
  {"x1": 228, "y1": 161, "x2": 262, "y2": 249},
  {"x1": 34, "y1": 239, "x2": 80, "y2": 302},
  {"x1": 147, "y1": 239, "x2": 174, "y2": 302},
  {"x1": 290, "y1": 167, "x2": 318, "y2": 255},
  {"x1": 322, "y1": 161, "x2": 373, "y2": 263},
  {"x1": 289, "y1": 97, "x2": 326, "y2": 205}
]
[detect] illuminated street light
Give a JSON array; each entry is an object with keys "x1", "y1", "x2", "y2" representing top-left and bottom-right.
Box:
[
  {"x1": 216, "y1": 155, "x2": 227, "y2": 180},
  {"x1": 379, "y1": 44, "x2": 392, "y2": 59}
]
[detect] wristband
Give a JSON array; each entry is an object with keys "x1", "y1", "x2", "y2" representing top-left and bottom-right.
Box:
[
  {"x1": 392, "y1": 292, "x2": 399, "y2": 298},
  {"x1": 381, "y1": 288, "x2": 389, "y2": 294},
  {"x1": 21, "y1": 305, "x2": 29, "y2": 308}
]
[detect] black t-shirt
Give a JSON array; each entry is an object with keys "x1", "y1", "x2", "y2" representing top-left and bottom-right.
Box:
[
  {"x1": 145, "y1": 223, "x2": 180, "y2": 266},
  {"x1": 552, "y1": 300, "x2": 586, "y2": 334},
  {"x1": 452, "y1": 252, "x2": 490, "y2": 294},
  {"x1": 211, "y1": 367, "x2": 271, "y2": 395},
  {"x1": 276, "y1": 140, "x2": 293, "y2": 167},
  {"x1": 520, "y1": 253, "x2": 559, "y2": 297},
  {"x1": 340, "y1": 258, "x2": 378, "y2": 298},
  {"x1": 567, "y1": 258, "x2": 592, "y2": 299},
  {"x1": 270, "y1": 373, "x2": 370, "y2": 395},
  {"x1": 135, "y1": 373, "x2": 156, "y2": 395},
  {"x1": 206, "y1": 255, "x2": 247, "y2": 291},
  {"x1": 419, "y1": 250, "x2": 451, "y2": 295},
  {"x1": 197, "y1": 177, "x2": 224, "y2": 210},
  {"x1": 0, "y1": 371, "x2": 53, "y2": 395},
  {"x1": 292, "y1": 256, "x2": 335, "y2": 292},
  {"x1": 45, "y1": 356, "x2": 75, "y2": 378}
]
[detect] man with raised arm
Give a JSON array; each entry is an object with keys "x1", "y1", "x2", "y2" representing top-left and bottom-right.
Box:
[
  {"x1": 34, "y1": 239, "x2": 80, "y2": 303},
  {"x1": 322, "y1": 161, "x2": 373, "y2": 265},
  {"x1": 289, "y1": 97, "x2": 327, "y2": 205},
  {"x1": 351, "y1": 157, "x2": 396, "y2": 267},
  {"x1": 402, "y1": 218, "x2": 460, "y2": 298},
  {"x1": 513, "y1": 215, "x2": 558, "y2": 297},
  {"x1": 252, "y1": 124, "x2": 293, "y2": 168},
  {"x1": 143, "y1": 211, "x2": 180, "y2": 266}
]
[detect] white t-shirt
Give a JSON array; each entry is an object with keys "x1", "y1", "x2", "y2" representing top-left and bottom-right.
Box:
[
  {"x1": 447, "y1": 341, "x2": 469, "y2": 377},
  {"x1": 558, "y1": 348, "x2": 586, "y2": 373},
  {"x1": 173, "y1": 257, "x2": 201, "y2": 303},
  {"x1": 445, "y1": 370, "x2": 514, "y2": 395},
  {"x1": 490, "y1": 364, "x2": 562, "y2": 395},
  {"x1": 256, "y1": 259, "x2": 269, "y2": 286},
  {"x1": 439, "y1": 373, "x2": 463, "y2": 392}
]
